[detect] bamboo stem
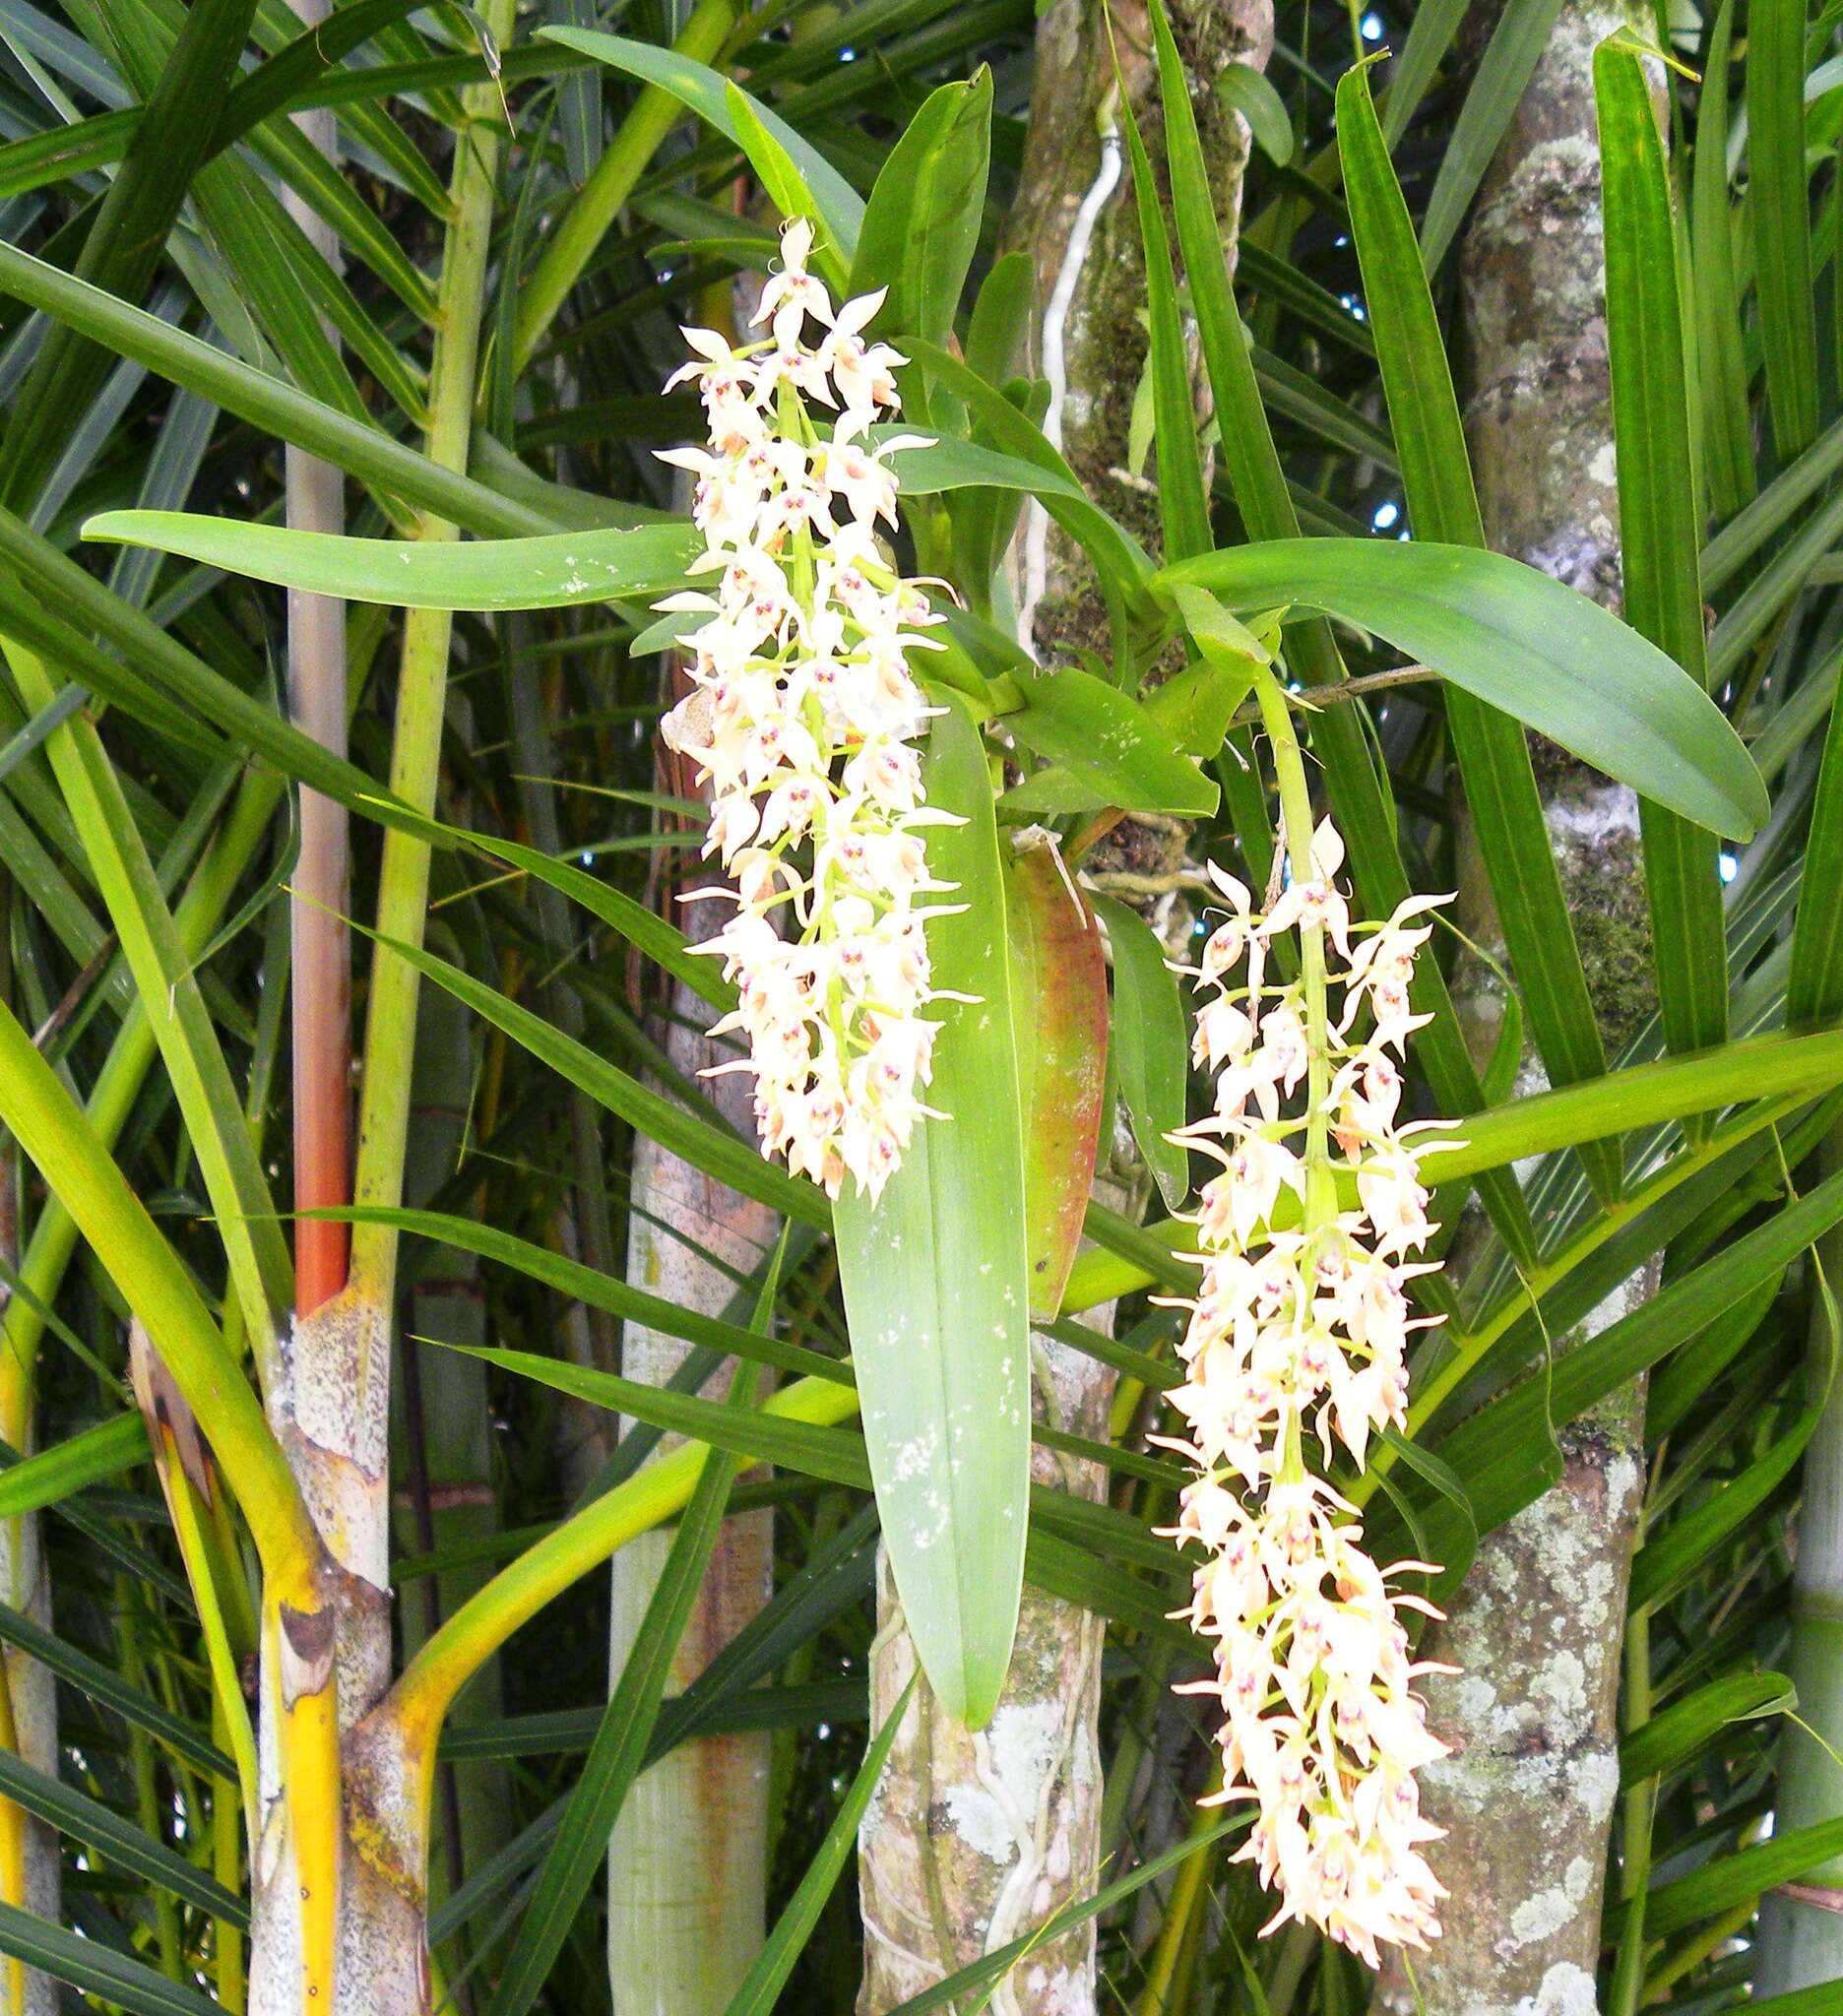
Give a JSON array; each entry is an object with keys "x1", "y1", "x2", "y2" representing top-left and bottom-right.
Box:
[
  {"x1": 509, "y1": 0, "x2": 736, "y2": 374},
  {"x1": 1757, "y1": 1133, "x2": 1843, "y2": 1989},
  {"x1": 346, "y1": 0, "x2": 519, "y2": 1385},
  {"x1": 283, "y1": 0, "x2": 353, "y2": 1320}
]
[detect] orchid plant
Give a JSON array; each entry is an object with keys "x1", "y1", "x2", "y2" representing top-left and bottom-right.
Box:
[{"x1": 657, "y1": 220, "x2": 1460, "y2": 1963}]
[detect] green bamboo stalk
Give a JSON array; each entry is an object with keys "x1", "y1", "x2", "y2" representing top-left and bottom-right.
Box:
[
  {"x1": 1757, "y1": 1144, "x2": 1843, "y2": 1990},
  {"x1": 343, "y1": 0, "x2": 520, "y2": 1434},
  {"x1": 391, "y1": 944, "x2": 507, "y2": 1896},
  {"x1": 509, "y1": 0, "x2": 736, "y2": 375}
]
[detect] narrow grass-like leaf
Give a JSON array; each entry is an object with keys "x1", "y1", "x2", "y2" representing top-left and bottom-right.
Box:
[
  {"x1": 0, "y1": 1414, "x2": 149, "y2": 1517},
  {"x1": 0, "y1": 0, "x2": 258, "y2": 510},
  {"x1": 1606, "y1": 1813, "x2": 1843, "y2": 1941},
  {"x1": 1790, "y1": 679, "x2": 1843, "y2": 1027},
  {"x1": 1618, "y1": 1671, "x2": 1796, "y2": 1789},
  {"x1": 1748, "y1": 0, "x2": 1819, "y2": 459},
  {"x1": 1598, "y1": 39, "x2": 1728, "y2": 1073},
  {"x1": 834, "y1": 692, "x2": 1031, "y2": 1727},
  {"x1": 1059, "y1": 1029, "x2": 1843, "y2": 1308},
  {"x1": 353, "y1": 918, "x2": 827, "y2": 1228},
  {"x1": 1417, "y1": 0, "x2": 1564, "y2": 273},
  {"x1": 329, "y1": 1204, "x2": 844, "y2": 1386},
  {"x1": 723, "y1": 1674, "x2": 918, "y2": 2016},
  {"x1": 1119, "y1": 78, "x2": 1210, "y2": 562},
  {"x1": 0, "y1": 1604, "x2": 229, "y2": 1781},
  {"x1": 447, "y1": 1344, "x2": 867, "y2": 1487},
  {"x1": 1691, "y1": 0, "x2": 1754, "y2": 519},
  {"x1": 1337, "y1": 59, "x2": 1617, "y2": 1198},
  {"x1": 1146, "y1": 0, "x2": 1535, "y2": 1264},
  {"x1": 0, "y1": 635, "x2": 294, "y2": 1366},
  {"x1": 1427, "y1": 1169, "x2": 1843, "y2": 1538},
  {"x1": 0, "y1": 1901, "x2": 220, "y2": 2016},
  {"x1": 0, "y1": 1747, "x2": 245, "y2": 1923},
  {"x1": 886, "y1": 1817, "x2": 1245, "y2": 2013},
  {"x1": 0, "y1": 240, "x2": 549, "y2": 536}
]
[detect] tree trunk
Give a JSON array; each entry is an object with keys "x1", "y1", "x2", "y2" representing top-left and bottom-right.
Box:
[
  {"x1": 1380, "y1": 10, "x2": 1654, "y2": 2011},
  {"x1": 857, "y1": 6, "x2": 1270, "y2": 2007},
  {"x1": 604, "y1": 914, "x2": 777, "y2": 2015},
  {"x1": 1756, "y1": 1186, "x2": 1843, "y2": 1990}
]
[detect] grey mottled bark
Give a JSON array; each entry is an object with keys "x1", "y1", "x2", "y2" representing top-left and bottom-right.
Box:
[
  {"x1": 1380, "y1": 11, "x2": 1653, "y2": 2014},
  {"x1": 858, "y1": 5, "x2": 1271, "y2": 2006}
]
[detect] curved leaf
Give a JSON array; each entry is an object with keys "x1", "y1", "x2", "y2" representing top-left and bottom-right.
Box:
[
  {"x1": 537, "y1": 27, "x2": 864, "y2": 269},
  {"x1": 83, "y1": 513, "x2": 698, "y2": 610},
  {"x1": 1159, "y1": 540, "x2": 1767, "y2": 838},
  {"x1": 834, "y1": 691, "x2": 1031, "y2": 1728}
]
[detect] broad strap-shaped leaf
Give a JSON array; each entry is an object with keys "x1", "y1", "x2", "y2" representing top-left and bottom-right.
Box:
[
  {"x1": 1003, "y1": 663, "x2": 1219, "y2": 817},
  {"x1": 84, "y1": 511, "x2": 698, "y2": 608},
  {"x1": 1006, "y1": 842, "x2": 1108, "y2": 1319},
  {"x1": 851, "y1": 72, "x2": 991, "y2": 355},
  {"x1": 1158, "y1": 540, "x2": 1767, "y2": 839},
  {"x1": 834, "y1": 691, "x2": 1032, "y2": 1727}
]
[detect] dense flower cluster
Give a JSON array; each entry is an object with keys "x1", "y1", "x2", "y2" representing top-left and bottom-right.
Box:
[
  {"x1": 658, "y1": 220, "x2": 956, "y2": 1201},
  {"x1": 1162, "y1": 818, "x2": 1456, "y2": 1966}
]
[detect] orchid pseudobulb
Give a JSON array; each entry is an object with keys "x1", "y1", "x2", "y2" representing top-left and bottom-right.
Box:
[
  {"x1": 1163, "y1": 792, "x2": 1459, "y2": 1966},
  {"x1": 657, "y1": 220, "x2": 958, "y2": 1202}
]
